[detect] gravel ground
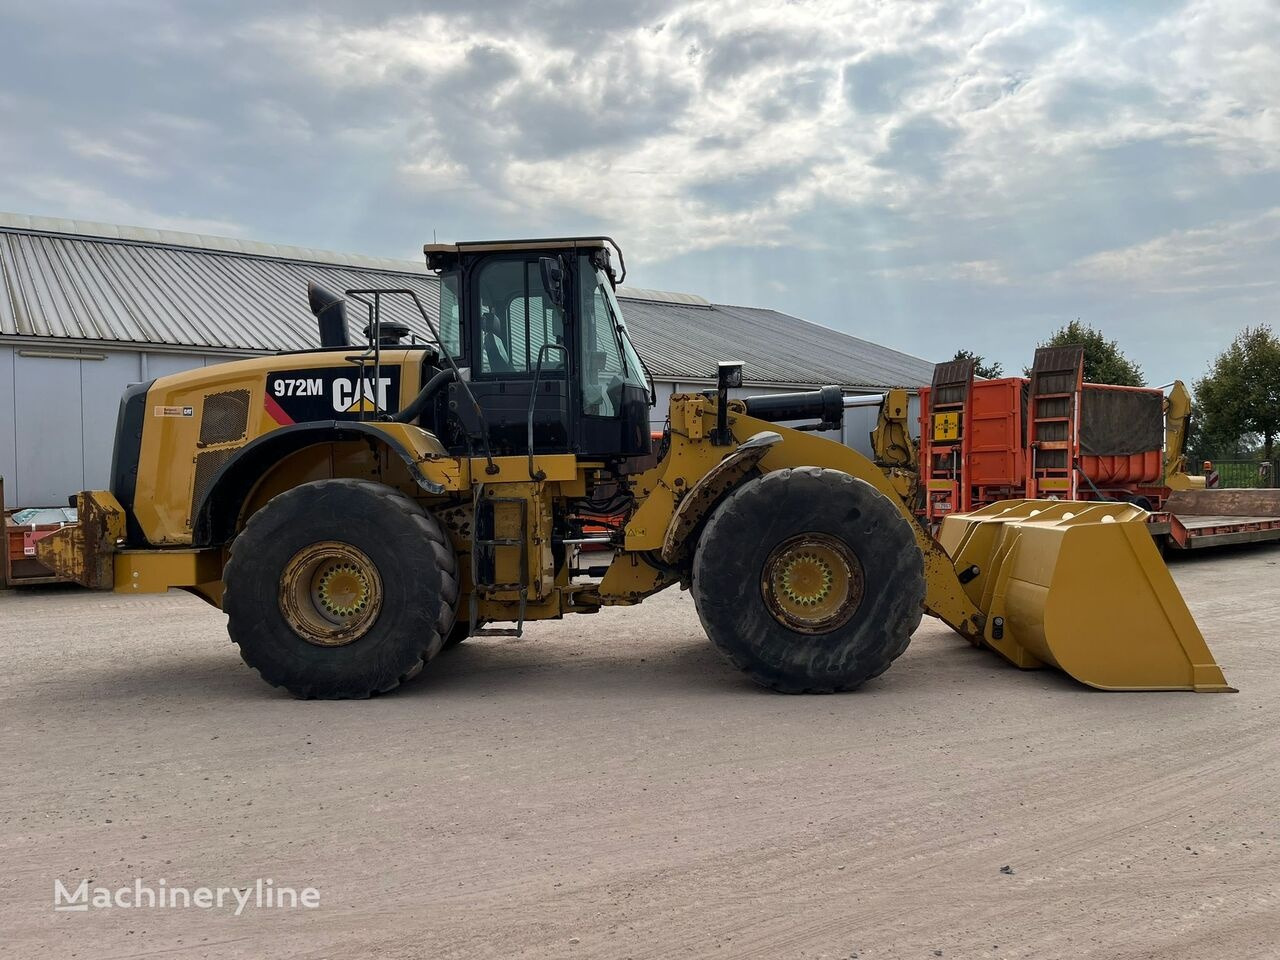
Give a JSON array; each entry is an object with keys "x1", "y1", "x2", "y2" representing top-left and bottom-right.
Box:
[{"x1": 1, "y1": 546, "x2": 1278, "y2": 959}]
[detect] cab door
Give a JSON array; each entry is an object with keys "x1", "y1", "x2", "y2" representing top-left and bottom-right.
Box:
[{"x1": 465, "y1": 255, "x2": 572, "y2": 455}]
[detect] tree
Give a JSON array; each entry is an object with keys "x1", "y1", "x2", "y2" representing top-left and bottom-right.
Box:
[
  {"x1": 951, "y1": 349, "x2": 1003, "y2": 379},
  {"x1": 1031, "y1": 320, "x2": 1145, "y2": 386},
  {"x1": 1194, "y1": 325, "x2": 1280, "y2": 462}
]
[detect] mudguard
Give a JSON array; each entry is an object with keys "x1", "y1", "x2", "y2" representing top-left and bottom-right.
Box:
[
  {"x1": 660, "y1": 430, "x2": 781, "y2": 565},
  {"x1": 193, "y1": 421, "x2": 450, "y2": 546}
]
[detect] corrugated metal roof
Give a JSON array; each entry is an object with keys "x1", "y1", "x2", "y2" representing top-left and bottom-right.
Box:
[
  {"x1": 0, "y1": 211, "x2": 432, "y2": 275},
  {"x1": 615, "y1": 285, "x2": 711, "y2": 307},
  {"x1": 618, "y1": 296, "x2": 934, "y2": 388},
  {"x1": 0, "y1": 217, "x2": 935, "y2": 387},
  {"x1": 0, "y1": 225, "x2": 439, "y2": 353}
]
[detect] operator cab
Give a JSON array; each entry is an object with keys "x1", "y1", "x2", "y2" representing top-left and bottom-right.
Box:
[{"x1": 425, "y1": 237, "x2": 652, "y2": 462}]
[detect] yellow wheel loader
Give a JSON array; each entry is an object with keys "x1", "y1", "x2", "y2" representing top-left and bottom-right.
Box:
[{"x1": 37, "y1": 237, "x2": 1233, "y2": 698}]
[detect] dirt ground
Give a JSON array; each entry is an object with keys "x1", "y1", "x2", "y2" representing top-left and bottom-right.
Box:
[{"x1": 2, "y1": 547, "x2": 1278, "y2": 960}]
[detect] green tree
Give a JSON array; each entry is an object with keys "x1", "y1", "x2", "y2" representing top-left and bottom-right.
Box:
[
  {"x1": 951, "y1": 349, "x2": 1003, "y2": 379},
  {"x1": 1032, "y1": 320, "x2": 1145, "y2": 386},
  {"x1": 1194, "y1": 325, "x2": 1280, "y2": 462}
]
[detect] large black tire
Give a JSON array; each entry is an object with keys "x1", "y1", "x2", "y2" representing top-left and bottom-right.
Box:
[
  {"x1": 442, "y1": 617, "x2": 486, "y2": 650},
  {"x1": 692, "y1": 467, "x2": 925, "y2": 693},
  {"x1": 223, "y1": 478, "x2": 458, "y2": 698}
]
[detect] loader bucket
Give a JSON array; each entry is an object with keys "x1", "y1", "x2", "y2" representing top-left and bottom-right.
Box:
[{"x1": 939, "y1": 500, "x2": 1233, "y2": 692}]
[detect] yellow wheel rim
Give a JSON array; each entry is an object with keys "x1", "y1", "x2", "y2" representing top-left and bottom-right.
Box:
[
  {"x1": 279, "y1": 541, "x2": 383, "y2": 647},
  {"x1": 761, "y1": 533, "x2": 864, "y2": 634}
]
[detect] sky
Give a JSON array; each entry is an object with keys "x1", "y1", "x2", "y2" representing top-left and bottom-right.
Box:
[{"x1": 1, "y1": 0, "x2": 1277, "y2": 385}]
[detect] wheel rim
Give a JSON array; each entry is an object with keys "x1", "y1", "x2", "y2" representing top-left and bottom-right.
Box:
[
  {"x1": 279, "y1": 541, "x2": 383, "y2": 647},
  {"x1": 761, "y1": 533, "x2": 864, "y2": 634}
]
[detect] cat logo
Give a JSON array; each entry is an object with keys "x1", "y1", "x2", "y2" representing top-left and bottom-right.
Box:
[{"x1": 333, "y1": 377, "x2": 393, "y2": 414}]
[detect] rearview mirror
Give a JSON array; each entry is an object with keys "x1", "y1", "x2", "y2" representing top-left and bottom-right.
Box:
[{"x1": 539, "y1": 256, "x2": 566, "y2": 309}]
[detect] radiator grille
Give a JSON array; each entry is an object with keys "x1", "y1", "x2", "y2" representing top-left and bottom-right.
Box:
[
  {"x1": 199, "y1": 390, "x2": 250, "y2": 446},
  {"x1": 190, "y1": 447, "x2": 238, "y2": 524}
]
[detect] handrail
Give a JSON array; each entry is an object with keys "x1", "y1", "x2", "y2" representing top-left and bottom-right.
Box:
[
  {"x1": 527, "y1": 342, "x2": 569, "y2": 481},
  {"x1": 343, "y1": 287, "x2": 498, "y2": 475}
]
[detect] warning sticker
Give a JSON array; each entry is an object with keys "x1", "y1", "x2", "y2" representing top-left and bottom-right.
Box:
[
  {"x1": 932, "y1": 411, "x2": 960, "y2": 441},
  {"x1": 154, "y1": 405, "x2": 195, "y2": 418}
]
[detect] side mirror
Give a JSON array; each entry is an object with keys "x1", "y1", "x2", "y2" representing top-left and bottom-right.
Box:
[
  {"x1": 539, "y1": 256, "x2": 566, "y2": 309},
  {"x1": 307, "y1": 282, "x2": 350, "y2": 348}
]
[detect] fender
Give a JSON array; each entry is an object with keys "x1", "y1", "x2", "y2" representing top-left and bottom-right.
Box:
[
  {"x1": 659, "y1": 430, "x2": 782, "y2": 564},
  {"x1": 193, "y1": 421, "x2": 450, "y2": 546}
]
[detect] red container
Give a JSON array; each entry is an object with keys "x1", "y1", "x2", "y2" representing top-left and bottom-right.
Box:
[{"x1": 1080, "y1": 451, "x2": 1163, "y2": 486}]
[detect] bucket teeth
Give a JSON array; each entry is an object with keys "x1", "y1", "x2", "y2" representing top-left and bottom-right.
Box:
[{"x1": 939, "y1": 500, "x2": 1234, "y2": 692}]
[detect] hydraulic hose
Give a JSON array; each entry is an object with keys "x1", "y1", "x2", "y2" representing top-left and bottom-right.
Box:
[{"x1": 390, "y1": 368, "x2": 458, "y2": 424}]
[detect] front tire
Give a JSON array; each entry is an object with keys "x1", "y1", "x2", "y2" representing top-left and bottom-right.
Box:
[
  {"x1": 442, "y1": 617, "x2": 486, "y2": 650},
  {"x1": 223, "y1": 478, "x2": 458, "y2": 698},
  {"x1": 692, "y1": 467, "x2": 925, "y2": 693}
]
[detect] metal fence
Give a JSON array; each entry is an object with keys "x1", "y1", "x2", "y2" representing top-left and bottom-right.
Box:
[{"x1": 1211, "y1": 459, "x2": 1278, "y2": 489}]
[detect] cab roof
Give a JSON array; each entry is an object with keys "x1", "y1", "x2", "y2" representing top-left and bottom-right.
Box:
[{"x1": 423, "y1": 237, "x2": 612, "y2": 256}]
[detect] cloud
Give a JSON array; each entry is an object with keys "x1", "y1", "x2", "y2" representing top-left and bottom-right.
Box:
[
  {"x1": 63, "y1": 132, "x2": 159, "y2": 178},
  {"x1": 758, "y1": 67, "x2": 834, "y2": 122},
  {"x1": 0, "y1": 0, "x2": 1276, "y2": 383},
  {"x1": 874, "y1": 114, "x2": 962, "y2": 181},
  {"x1": 14, "y1": 175, "x2": 244, "y2": 236},
  {"x1": 842, "y1": 48, "x2": 943, "y2": 114},
  {"x1": 1067, "y1": 207, "x2": 1280, "y2": 296}
]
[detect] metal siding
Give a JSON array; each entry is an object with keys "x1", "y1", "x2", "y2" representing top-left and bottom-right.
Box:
[
  {"x1": 142, "y1": 352, "x2": 211, "y2": 380},
  {"x1": 14, "y1": 354, "x2": 83, "y2": 506},
  {"x1": 842, "y1": 405, "x2": 878, "y2": 458},
  {"x1": 0, "y1": 345, "x2": 16, "y2": 503},
  {"x1": 650, "y1": 381, "x2": 676, "y2": 432},
  {"x1": 80, "y1": 351, "x2": 144, "y2": 490}
]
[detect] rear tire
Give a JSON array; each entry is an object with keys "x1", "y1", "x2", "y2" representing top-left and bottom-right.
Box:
[
  {"x1": 692, "y1": 467, "x2": 925, "y2": 693},
  {"x1": 223, "y1": 479, "x2": 458, "y2": 698}
]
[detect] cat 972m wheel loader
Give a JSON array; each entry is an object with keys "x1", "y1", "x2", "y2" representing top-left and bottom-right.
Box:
[{"x1": 36, "y1": 237, "x2": 1233, "y2": 698}]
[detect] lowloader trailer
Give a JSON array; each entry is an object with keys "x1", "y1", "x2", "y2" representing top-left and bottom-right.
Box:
[{"x1": 34, "y1": 237, "x2": 1233, "y2": 697}]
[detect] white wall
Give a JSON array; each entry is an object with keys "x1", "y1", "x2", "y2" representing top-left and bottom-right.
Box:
[
  {"x1": 1, "y1": 346, "x2": 212, "y2": 508},
  {"x1": 0, "y1": 346, "x2": 17, "y2": 508}
]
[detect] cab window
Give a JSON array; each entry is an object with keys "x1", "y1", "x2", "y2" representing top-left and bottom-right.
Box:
[
  {"x1": 438, "y1": 270, "x2": 463, "y2": 356},
  {"x1": 474, "y1": 258, "x2": 565, "y2": 375},
  {"x1": 578, "y1": 256, "x2": 644, "y2": 417}
]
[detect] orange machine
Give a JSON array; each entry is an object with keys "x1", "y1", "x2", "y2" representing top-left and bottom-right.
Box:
[{"x1": 920, "y1": 347, "x2": 1171, "y2": 523}]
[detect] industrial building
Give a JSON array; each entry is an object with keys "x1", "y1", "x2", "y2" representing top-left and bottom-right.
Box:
[{"x1": 0, "y1": 213, "x2": 934, "y2": 508}]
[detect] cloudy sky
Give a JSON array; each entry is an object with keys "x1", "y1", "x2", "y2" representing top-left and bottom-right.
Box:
[{"x1": 2, "y1": 0, "x2": 1277, "y2": 383}]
